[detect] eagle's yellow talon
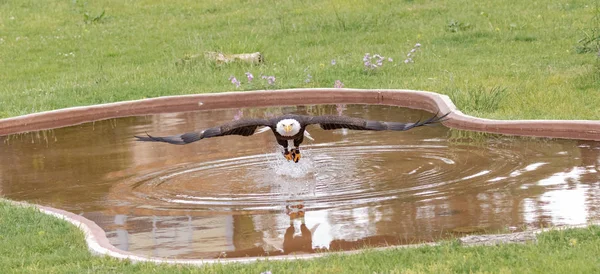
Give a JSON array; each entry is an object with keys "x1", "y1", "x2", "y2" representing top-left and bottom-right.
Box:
[
  {"x1": 284, "y1": 152, "x2": 293, "y2": 161},
  {"x1": 293, "y1": 152, "x2": 301, "y2": 163}
]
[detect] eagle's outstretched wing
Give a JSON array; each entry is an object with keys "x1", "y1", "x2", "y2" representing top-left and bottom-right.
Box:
[
  {"x1": 305, "y1": 112, "x2": 449, "y2": 131},
  {"x1": 134, "y1": 118, "x2": 271, "y2": 145}
]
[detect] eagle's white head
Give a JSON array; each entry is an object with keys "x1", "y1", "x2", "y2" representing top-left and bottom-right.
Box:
[{"x1": 276, "y1": 118, "x2": 301, "y2": 136}]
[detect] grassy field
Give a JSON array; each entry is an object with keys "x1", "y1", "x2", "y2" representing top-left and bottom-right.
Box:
[
  {"x1": 1, "y1": 0, "x2": 599, "y2": 120},
  {"x1": 2, "y1": 0, "x2": 600, "y2": 273},
  {"x1": 2, "y1": 201, "x2": 600, "y2": 273}
]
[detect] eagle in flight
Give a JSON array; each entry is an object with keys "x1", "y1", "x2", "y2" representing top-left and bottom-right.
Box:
[{"x1": 135, "y1": 112, "x2": 449, "y2": 163}]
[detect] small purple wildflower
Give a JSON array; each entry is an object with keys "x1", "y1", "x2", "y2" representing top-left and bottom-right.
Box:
[
  {"x1": 245, "y1": 72, "x2": 254, "y2": 82},
  {"x1": 334, "y1": 80, "x2": 344, "y2": 88},
  {"x1": 363, "y1": 52, "x2": 389, "y2": 70},
  {"x1": 305, "y1": 74, "x2": 312, "y2": 83},
  {"x1": 403, "y1": 43, "x2": 421, "y2": 64},
  {"x1": 331, "y1": 59, "x2": 336, "y2": 65},
  {"x1": 260, "y1": 271, "x2": 272, "y2": 274},
  {"x1": 388, "y1": 57, "x2": 393, "y2": 62},
  {"x1": 363, "y1": 53, "x2": 371, "y2": 62},
  {"x1": 229, "y1": 76, "x2": 241, "y2": 88},
  {"x1": 260, "y1": 74, "x2": 276, "y2": 85},
  {"x1": 363, "y1": 53, "x2": 374, "y2": 69}
]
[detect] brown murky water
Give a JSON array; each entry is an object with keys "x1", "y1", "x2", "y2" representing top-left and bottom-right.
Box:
[{"x1": 1, "y1": 104, "x2": 599, "y2": 259}]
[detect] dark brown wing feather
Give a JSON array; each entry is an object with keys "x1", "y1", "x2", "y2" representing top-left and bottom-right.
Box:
[
  {"x1": 134, "y1": 118, "x2": 271, "y2": 145},
  {"x1": 305, "y1": 112, "x2": 449, "y2": 131}
]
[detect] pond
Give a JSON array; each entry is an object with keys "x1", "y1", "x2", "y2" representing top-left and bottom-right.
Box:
[{"x1": 1, "y1": 104, "x2": 599, "y2": 259}]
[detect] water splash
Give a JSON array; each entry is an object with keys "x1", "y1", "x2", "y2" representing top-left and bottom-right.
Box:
[{"x1": 259, "y1": 149, "x2": 318, "y2": 198}]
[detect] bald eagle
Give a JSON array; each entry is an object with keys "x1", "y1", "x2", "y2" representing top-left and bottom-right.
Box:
[{"x1": 135, "y1": 112, "x2": 449, "y2": 163}]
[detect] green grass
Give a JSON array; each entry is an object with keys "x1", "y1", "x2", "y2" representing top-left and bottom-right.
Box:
[
  {"x1": 2, "y1": 0, "x2": 600, "y2": 272},
  {"x1": 1, "y1": 0, "x2": 599, "y2": 120},
  {"x1": 2, "y1": 200, "x2": 600, "y2": 273}
]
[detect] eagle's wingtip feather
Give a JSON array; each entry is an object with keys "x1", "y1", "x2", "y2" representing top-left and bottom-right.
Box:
[{"x1": 133, "y1": 133, "x2": 152, "y2": 142}]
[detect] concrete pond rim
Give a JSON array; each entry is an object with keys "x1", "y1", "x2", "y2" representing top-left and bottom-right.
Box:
[{"x1": 1, "y1": 88, "x2": 599, "y2": 265}]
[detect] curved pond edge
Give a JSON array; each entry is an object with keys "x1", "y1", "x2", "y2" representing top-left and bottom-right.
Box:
[
  {"x1": 1, "y1": 88, "x2": 600, "y2": 264},
  {"x1": 0, "y1": 88, "x2": 599, "y2": 140},
  {"x1": 5, "y1": 199, "x2": 600, "y2": 265}
]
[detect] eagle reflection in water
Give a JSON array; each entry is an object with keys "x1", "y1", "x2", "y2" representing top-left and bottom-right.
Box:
[
  {"x1": 283, "y1": 202, "x2": 313, "y2": 254},
  {"x1": 219, "y1": 202, "x2": 407, "y2": 258}
]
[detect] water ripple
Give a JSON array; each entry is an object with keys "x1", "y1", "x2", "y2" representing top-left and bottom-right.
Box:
[{"x1": 108, "y1": 142, "x2": 528, "y2": 215}]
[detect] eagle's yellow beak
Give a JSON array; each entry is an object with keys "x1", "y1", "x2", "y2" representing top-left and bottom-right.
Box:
[{"x1": 284, "y1": 124, "x2": 293, "y2": 133}]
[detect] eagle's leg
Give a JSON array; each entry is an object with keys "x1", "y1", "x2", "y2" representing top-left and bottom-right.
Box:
[
  {"x1": 278, "y1": 139, "x2": 294, "y2": 161},
  {"x1": 291, "y1": 137, "x2": 303, "y2": 163}
]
